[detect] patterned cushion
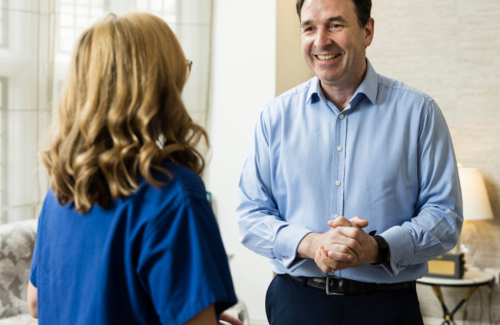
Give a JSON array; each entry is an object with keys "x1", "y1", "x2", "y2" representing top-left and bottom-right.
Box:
[{"x1": 0, "y1": 220, "x2": 37, "y2": 320}]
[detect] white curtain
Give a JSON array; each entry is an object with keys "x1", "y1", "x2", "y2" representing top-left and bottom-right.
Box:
[{"x1": 0, "y1": 0, "x2": 213, "y2": 224}]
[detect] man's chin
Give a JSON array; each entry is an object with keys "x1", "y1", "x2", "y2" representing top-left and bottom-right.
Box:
[{"x1": 316, "y1": 73, "x2": 343, "y2": 84}]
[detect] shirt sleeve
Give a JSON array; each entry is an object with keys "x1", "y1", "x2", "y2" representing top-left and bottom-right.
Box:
[
  {"x1": 380, "y1": 100, "x2": 463, "y2": 276},
  {"x1": 29, "y1": 240, "x2": 38, "y2": 288},
  {"x1": 30, "y1": 197, "x2": 46, "y2": 288},
  {"x1": 136, "y1": 193, "x2": 238, "y2": 325},
  {"x1": 236, "y1": 109, "x2": 312, "y2": 272}
]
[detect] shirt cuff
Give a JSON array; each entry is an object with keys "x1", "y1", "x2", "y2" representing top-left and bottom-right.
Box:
[
  {"x1": 379, "y1": 226, "x2": 415, "y2": 276},
  {"x1": 29, "y1": 271, "x2": 37, "y2": 288},
  {"x1": 274, "y1": 224, "x2": 312, "y2": 272}
]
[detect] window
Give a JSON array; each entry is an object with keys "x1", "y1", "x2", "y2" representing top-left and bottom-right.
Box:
[
  {"x1": 136, "y1": 0, "x2": 178, "y2": 26},
  {"x1": 0, "y1": 0, "x2": 9, "y2": 48},
  {"x1": 57, "y1": 0, "x2": 109, "y2": 53},
  {"x1": 0, "y1": 77, "x2": 7, "y2": 223},
  {"x1": 0, "y1": 0, "x2": 213, "y2": 225}
]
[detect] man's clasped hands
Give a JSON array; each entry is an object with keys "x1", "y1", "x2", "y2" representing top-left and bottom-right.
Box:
[{"x1": 299, "y1": 216, "x2": 383, "y2": 273}]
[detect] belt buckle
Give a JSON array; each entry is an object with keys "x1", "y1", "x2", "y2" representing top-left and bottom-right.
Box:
[{"x1": 325, "y1": 276, "x2": 345, "y2": 296}]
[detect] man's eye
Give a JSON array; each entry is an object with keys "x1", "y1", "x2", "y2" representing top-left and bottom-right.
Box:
[
  {"x1": 305, "y1": 27, "x2": 313, "y2": 32},
  {"x1": 331, "y1": 24, "x2": 342, "y2": 29}
]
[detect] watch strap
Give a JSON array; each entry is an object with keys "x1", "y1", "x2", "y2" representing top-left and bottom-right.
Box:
[{"x1": 370, "y1": 235, "x2": 389, "y2": 265}]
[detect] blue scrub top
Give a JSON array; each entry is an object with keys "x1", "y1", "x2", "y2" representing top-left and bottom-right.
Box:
[{"x1": 30, "y1": 162, "x2": 237, "y2": 325}]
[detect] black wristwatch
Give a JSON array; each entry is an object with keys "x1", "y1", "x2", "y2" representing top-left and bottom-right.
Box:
[{"x1": 370, "y1": 235, "x2": 390, "y2": 265}]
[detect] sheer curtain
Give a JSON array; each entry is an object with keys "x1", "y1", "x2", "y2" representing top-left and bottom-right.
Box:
[{"x1": 0, "y1": 0, "x2": 213, "y2": 224}]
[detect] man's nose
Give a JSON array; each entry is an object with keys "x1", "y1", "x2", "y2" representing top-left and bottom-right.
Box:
[{"x1": 314, "y1": 29, "x2": 332, "y2": 49}]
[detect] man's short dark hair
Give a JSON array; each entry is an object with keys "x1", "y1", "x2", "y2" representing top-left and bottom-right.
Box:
[{"x1": 296, "y1": 0, "x2": 372, "y2": 28}]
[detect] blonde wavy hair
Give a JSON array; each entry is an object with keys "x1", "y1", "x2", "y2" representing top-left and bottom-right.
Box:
[{"x1": 41, "y1": 12, "x2": 208, "y2": 213}]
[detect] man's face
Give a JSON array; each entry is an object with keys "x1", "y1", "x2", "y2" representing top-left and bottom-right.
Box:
[{"x1": 300, "y1": 0, "x2": 374, "y2": 86}]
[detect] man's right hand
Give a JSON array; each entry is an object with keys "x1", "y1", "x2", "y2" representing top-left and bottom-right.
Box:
[{"x1": 297, "y1": 217, "x2": 369, "y2": 269}]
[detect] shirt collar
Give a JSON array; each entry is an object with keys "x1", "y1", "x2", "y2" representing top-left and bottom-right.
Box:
[
  {"x1": 352, "y1": 58, "x2": 378, "y2": 105},
  {"x1": 306, "y1": 58, "x2": 378, "y2": 105}
]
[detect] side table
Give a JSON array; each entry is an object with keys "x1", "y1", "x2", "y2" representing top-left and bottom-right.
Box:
[{"x1": 417, "y1": 270, "x2": 494, "y2": 325}]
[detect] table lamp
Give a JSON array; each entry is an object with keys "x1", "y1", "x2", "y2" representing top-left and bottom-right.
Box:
[{"x1": 457, "y1": 167, "x2": 494, "y2": 266}]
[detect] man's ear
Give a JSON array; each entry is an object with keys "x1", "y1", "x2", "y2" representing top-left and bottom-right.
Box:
[{"x1": 364, "y1": 17, "x2": 375, "y2": 48}]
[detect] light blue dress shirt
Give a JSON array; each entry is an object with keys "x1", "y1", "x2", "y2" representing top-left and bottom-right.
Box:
[{"x1": 237, "y1": 59, "x2": 463, "y2": 283}]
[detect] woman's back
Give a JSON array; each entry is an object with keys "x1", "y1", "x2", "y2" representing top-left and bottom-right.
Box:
[{"x1": 30, "y1": 162, "x2": 236, "y2": 325}]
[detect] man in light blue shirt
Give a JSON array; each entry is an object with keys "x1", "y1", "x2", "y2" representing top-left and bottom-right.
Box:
[{"x1": 236, "y1": 0, "x2": 463, "y2": 324}]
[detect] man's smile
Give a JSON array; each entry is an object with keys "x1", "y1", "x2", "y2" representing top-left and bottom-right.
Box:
[{"x1": 314, "y1": 53, "x2": 341, "y2": 62}]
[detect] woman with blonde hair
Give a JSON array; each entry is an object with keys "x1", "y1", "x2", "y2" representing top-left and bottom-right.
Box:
[{"x1": 27, "y1": 12, "x2": 240, "y2": 325}]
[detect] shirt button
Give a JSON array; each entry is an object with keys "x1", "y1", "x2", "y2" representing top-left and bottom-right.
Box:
[
  {"x1": 339, "y1": 114, "x2": 344, "y2": 119},
  {"x1": 335, "y1": 181, "x2": 341, "y2": 186},
  {"x1": 337, "y1": 146, "x2": 342, "y2": 152},
  {"x1": 334, "y1": 214, "x2": 339, "y2": 218}
]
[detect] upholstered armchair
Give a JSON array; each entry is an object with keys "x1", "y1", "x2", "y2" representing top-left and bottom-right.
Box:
[{"x1": 0, "y1": 219, "x2": 38, "y2": 324}]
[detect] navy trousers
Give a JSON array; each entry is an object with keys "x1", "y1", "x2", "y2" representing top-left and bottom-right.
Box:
[{"x1": 265, "y1": 275, "x2": 425, "y2": 325}]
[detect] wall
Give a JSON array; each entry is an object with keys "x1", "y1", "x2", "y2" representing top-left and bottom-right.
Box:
[
  {"x1": 205, "y1": 0, "x2": 277, "y2": 323},
  {"x1": 368, "y1": 0, "x2": 500, "y2": 322},
  {"x1": 276, "y1": 0, "x2": 313, "y2": 96},
  {"x1": 206, "y1": 1, "x2": 311, "y2": 323}
]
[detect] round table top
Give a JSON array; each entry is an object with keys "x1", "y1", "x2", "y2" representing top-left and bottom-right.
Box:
[{"x1": 417, "y1": 270, "x2": 494, "y2": 287}]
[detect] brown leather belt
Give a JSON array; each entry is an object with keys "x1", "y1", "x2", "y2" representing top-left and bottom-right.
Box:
[{"x1": 284, "y1": 274, "x2": 416, "y2": 296}]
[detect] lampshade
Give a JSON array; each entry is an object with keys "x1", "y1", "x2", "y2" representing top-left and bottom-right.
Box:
[{"x1": 458, "y1": 168, "x2": 494, "y2": 221}]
